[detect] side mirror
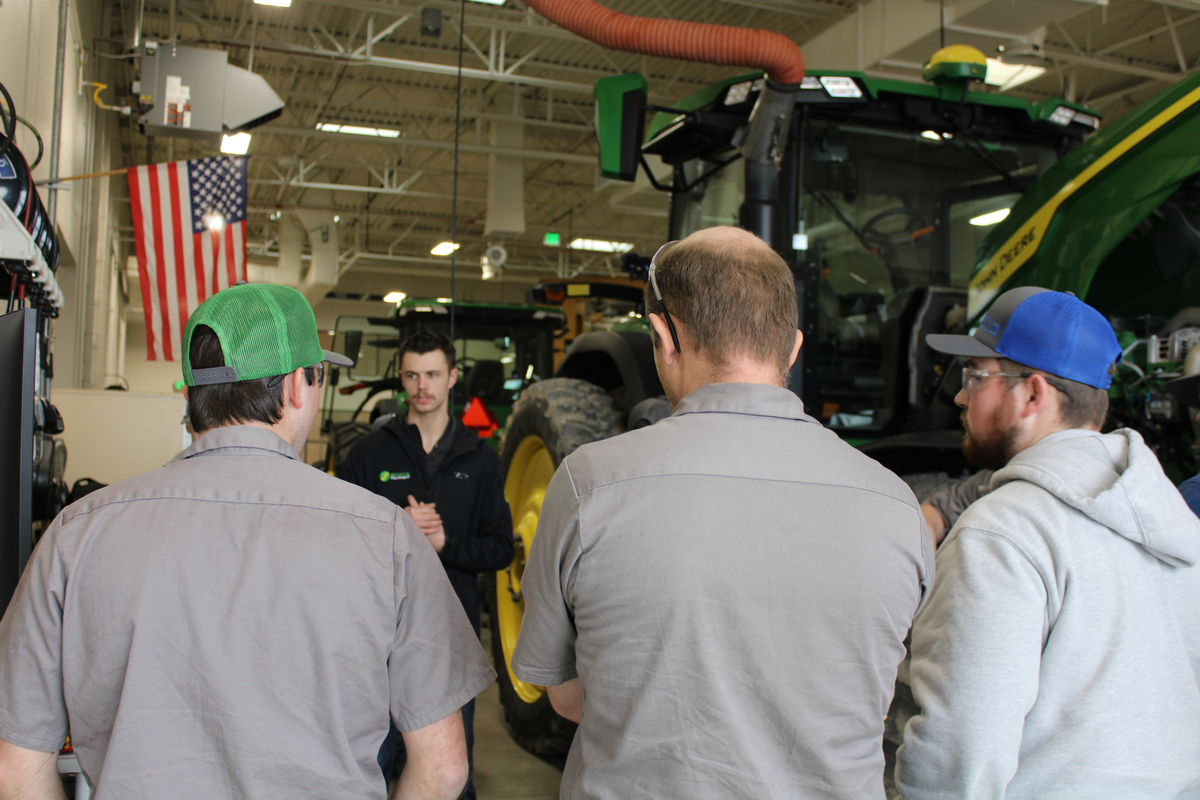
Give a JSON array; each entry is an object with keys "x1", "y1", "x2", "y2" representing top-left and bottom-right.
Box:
[
  {"x1": 342, "y1": 330, "x2": 362, "y2": 367},
  {"x1": 595, "y1": 73, "x2": 648, "y2": 182}
]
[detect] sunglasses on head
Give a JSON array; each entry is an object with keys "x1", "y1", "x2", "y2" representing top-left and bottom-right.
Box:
[{"x1": 648, "y1": 240, "x2": 683, "y2": 354}]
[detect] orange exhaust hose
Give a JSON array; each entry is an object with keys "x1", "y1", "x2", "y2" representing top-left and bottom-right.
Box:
[{"x1": 523, "y1": 0, "x2": 805, "y2": 86}]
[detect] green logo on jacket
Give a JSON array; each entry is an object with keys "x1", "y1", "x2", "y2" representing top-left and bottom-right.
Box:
[{"x1": 379, "y1": 470, "x2": 410, "y2": 482}]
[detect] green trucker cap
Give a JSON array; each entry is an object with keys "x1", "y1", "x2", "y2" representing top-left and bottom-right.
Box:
[{"x1": 182, "y1": 282, "x2": 353, "y2": 386}]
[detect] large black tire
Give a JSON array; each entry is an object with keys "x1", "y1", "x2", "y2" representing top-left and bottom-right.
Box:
[{"x1": 489, "y1": 378, "x2": 622, "y2": 757}]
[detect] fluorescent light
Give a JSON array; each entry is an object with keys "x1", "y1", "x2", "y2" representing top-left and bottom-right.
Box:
[
  {"x1": 969, "y1": 208, "x2": 1011, "y2": 226},
  {"x1": 792, "y1": 233, "x2": 808, "y2": 250},
  {"x1": 436, "y1": 297, "x2": 453, "y2": 303},
  {"x1": 254, "y1": 0, "x2": 291, "y2": 6},
  {"x1": 568, "y1": 238, "x2": 633, "y2": 253},
  {"x1": 431, "y1": 242, "x2": 460, "y2": 256},
  {"x1": 921, "y1": 130, "x2": 941, "y2": 141},
  {"x1": 220, "y1": 132, "x2": 251, "y2": 155},
  {"x1": 469, "y1": 0, "x2": 506, "y2": 4},
  {"x1": 500, "y1": 355, "x2": 515, "y2": 363},
  {"x1": 333, "y1": 215, "x2": 340, "y2": 223},
  {"x1": 383, "y1": 291, "x2": 407, "y2": 303},
  {"x1": 315, "y1": 123, "x2": 401, "y2": 138},
  {"x1": 984, "y1": 58, "x2": 1045, "y2": 91}
]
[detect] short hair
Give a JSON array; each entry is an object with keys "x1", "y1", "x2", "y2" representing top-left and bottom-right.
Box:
[
  {"x1": 998, "y1": 357, "x2": 1111, "y2": 429},
  {"x1": 400, "y1": 330, "x2": 456, "y2": 368},
  {"x1": 186, "y1": 325, "x2": 315, "y2": 434},
  {"x1": 644, "y1": 230, "x2": 798, "y2": 377}
]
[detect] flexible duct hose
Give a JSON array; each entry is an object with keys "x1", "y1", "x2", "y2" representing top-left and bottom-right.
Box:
[{"x1": 523, "y1": 0, "x2": 805, "y2": 86}]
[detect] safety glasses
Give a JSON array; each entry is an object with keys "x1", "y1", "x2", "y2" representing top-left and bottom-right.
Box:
[
  {"x1": 648, "y1": 240, "x2": 683, "y2": 354},
  {"x1": 961, "y1": 367, "x2": 1066, "y2": 396},
  {"x1": 266, "y1": 362, "x2": 325, "y2": 390}
]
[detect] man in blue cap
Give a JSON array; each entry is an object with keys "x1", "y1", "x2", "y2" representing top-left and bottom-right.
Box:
[{"x1": 897, "y1": 286, "x2": 1200, "y2": 799}]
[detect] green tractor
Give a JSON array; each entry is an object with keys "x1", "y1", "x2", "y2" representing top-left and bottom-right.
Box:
[
  {"x1": 320, "y1": 297, "x2": 565, "y2": 471},
  {"x1": 489, "y1": 48, "x2": 1200, "y2": 757}
]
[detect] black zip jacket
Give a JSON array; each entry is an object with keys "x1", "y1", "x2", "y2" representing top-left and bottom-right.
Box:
[{"x1": 338, "y1": 414, "x2": 514, "y2": 632}]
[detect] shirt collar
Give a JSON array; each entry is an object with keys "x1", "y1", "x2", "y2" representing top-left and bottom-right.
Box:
[
  {"x1": 174, "y1": 425, "x2": 302, "y2": 463},
  {"x1": 672, "y1": 382, "x2": 816, "y2": 424}
]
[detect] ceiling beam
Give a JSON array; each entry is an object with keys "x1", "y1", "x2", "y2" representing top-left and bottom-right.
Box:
[
  {"x1": 1044, "y1": 46, "x2": 1187, "y2": 82},
  {"x1": 264, "y1": 125, "x2": 598, "y2": 163},
  {"x1": 279, "y1": 90, "x2": 593, "y2": 131}
]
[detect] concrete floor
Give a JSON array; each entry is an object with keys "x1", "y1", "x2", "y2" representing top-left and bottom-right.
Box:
[{"x1": 473, "y1": 623, "x2": 565, "y2": 800}]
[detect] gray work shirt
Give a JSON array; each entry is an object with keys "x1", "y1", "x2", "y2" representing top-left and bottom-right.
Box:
[
  {"x1": 513, "y1": 383, "x2": 934, "y2": 800},
  {"x1": 0, "y1": 425, "x2": 494, "y2": 799}
]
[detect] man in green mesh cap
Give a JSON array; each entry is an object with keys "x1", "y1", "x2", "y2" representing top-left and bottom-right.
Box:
[{"x1": 0, "y1": 282, "x2": 495, "y2": 800}]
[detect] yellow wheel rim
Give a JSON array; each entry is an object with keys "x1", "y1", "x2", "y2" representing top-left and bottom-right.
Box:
[{"x1": 497, "y1": 434, "x2": 557, "y2": 704}]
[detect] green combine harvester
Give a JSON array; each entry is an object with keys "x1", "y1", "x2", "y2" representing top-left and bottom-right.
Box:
[{"x1": 489, "y1": 46, "x2": 1200, "y2": 759}]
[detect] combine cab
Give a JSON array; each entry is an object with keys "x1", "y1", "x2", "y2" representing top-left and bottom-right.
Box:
[{"x1": 491, "y1": 49, "x2": 1200, "y2": 757}]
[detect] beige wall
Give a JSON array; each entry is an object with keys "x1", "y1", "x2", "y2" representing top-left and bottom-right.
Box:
[{"x1": 53, "y1": 389, "x2": 189, "y2": 487}]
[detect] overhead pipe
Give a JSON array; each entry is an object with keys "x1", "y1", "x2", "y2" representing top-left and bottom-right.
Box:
[
  {"x1": 48, "y1": 0, "x2": 70, "y2": 223},
  {"x1": 522, "y1": 0, "x2": 804, "y2": 249}
]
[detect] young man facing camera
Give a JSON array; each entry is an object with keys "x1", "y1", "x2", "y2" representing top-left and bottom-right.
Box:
[{"x1": 340, "y1": 330, "x2": 513, "y2": 799}]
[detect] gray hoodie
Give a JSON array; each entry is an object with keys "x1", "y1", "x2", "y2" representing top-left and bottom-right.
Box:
[{"x1": 898, "y1": 428, "x2": 1200, "y2": 800}]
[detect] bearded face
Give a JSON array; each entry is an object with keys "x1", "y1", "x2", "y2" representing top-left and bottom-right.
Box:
[{"x1": 961, "y1": 402, "x2": 1021, "y2": 471}]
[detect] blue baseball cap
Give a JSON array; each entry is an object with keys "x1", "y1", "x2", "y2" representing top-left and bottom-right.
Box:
[{"x1": 926, "y1": 286, "x2": 1122, "y2": 389}]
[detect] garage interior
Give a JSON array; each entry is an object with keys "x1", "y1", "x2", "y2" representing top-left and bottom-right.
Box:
[{"x1": 4, "y1": 0, "x2": 1200, "y2": 796}]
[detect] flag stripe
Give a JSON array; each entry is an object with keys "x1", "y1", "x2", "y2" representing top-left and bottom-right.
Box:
[
  {"x1": 225, "y1": 226, "x2": 237, "y2": 287},
  {"x1": 166, "y1": 164, "x2": 190, "y2": 362},
  {"x1": 126, "y1": 167, "x2": 159, "y2": 361},
  {"x1": 146, "y1": 167, "x2": 174, "y2": 361}
]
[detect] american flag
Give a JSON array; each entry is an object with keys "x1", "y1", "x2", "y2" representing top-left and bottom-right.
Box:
[{"x1": 127, "y1": 156, "x2": 248, "y2": 361}]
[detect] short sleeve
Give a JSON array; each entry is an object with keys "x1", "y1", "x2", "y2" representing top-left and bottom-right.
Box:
[
  {"x1": 511, "y1": 462, "x2": 583, "y2": 686},
  {"x1": 0, "y1": 523, "x2": 70, "y2": 751},
  {"x1": 388, "y1": 511, "x2": 495, "y2": 732}
]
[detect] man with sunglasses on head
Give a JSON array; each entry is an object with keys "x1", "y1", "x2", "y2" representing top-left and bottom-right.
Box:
[
  {"x1": 512, "y1": 226, "x2": 933, "y2": 799},
  {"x1": 898, "y1": 286, "x2": 1200, "y2": 799},
  {"x1": 0, "y1": 283, "x2": 493, "y2": 800}
]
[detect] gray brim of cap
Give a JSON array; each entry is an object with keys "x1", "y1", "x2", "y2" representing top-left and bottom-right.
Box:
[
  {"x1": 323, "y1": 349, "x2": 355, "y2": 367},
  {"x1": 925, "y1": 333, "x2": 1002, "y2": 358},
  {"x1": 1166, "y1": 373, "x2": 1200, "y2": 408}
]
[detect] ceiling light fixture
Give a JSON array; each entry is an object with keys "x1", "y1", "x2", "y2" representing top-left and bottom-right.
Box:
[
  {"x1": 984, "y1": 58, "x2": 1046, "y2": 91},
  {"x1": 254, "y1": 0, "x2": 291, "y2": 6},
  {"x1": 220, "y1": 132, "x2": 251, "y2": 155},
  {"x1": 383, "y1": 291, "x2": 407, "y2": 303},
  {"x1": 431, "y1": 242, "x2": 460, "y2": 256},
  {"x1": 969, "y1": 208, "x2": 1011, "y2": 226},
  {"x1": 568, "y1": 238, "x2": 634, "y2": 253},
  {"x1": 315, "y1": 123, "x2": 402, "y2": 138}
]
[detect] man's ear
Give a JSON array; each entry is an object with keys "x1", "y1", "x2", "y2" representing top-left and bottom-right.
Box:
[
  {"x1": 182, "y1": 386, "x2": 190, "y2": 402},
  {"x1": 788, "y1": 330, "x2": 803, "y2": 368},
  {"x1": 284, "y1": 367, "x2": 308, "y2": 409},
  {"x1": 448, "y1": 367, "x2": 458, "y2": 389},
  {"x1": 648, "y1": 313, "x2": 678, "y2": 361},
  {"x1": 1020, "y1": 373, "x2": 1057, "y2": 419}
]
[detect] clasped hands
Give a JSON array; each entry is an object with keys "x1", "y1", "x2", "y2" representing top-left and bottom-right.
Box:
[{"x1": 404, "y1": 494, "x2": 446, "y2": 553}]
